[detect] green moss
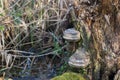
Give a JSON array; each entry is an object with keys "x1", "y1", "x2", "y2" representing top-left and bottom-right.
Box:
[{"x1": 51, "y1": 72, "x2": 87, "y2": 80}]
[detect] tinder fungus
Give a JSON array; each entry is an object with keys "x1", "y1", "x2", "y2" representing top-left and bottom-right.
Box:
[
  {"x1": 63, "y1": 28, "x2": 80, "y2": 52},
  {"x1": 63, "y1": 28, "x2": 80, "y2": 41},
  {"x1": 68, "y1": 48, "x2": 90, "y2": 68}
]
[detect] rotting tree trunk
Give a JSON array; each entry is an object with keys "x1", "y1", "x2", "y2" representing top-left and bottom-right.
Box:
[
  {"x1": 70, "y1": 0, "x2": 120, "y2": 80},
  {"x1": 90, "y1": 0, "x2": 120, "y2": 80}
]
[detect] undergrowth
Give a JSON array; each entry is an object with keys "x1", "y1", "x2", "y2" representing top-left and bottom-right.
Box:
[{"x1": 0, "y1": 0, "x2": 81, "y2": 77}]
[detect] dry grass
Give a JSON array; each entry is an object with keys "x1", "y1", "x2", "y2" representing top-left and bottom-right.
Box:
[
  {"x1": 0, "y1": 1, "x2": 91, "y2": 76},
  {"x1": 0, "y1": 0, "x2": 120, "y2": 79},
  {"x1": 0, "y1": 0, "x2": 79, "y2": 77}
]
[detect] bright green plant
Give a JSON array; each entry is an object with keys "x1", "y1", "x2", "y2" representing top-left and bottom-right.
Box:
[{"x1": 57, "y1": 61, "x2": 68, "y2": 75}]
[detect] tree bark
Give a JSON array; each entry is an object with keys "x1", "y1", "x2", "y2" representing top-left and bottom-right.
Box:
[
  {"x1": 69, "y1": 0, "x2": 120, "y2": 79},
  {"x1": 90, "y1": 0, "x2": 120, "y2": 80}
]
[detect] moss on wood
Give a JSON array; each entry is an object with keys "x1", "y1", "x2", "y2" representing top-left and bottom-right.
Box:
[{"x1": 51, "y1": 72, "x2": 88, "y2": 80}]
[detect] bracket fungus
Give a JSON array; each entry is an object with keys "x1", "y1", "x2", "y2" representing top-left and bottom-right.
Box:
[
  {"x1": 63, "y1": 28, "x2": 80, "y2": 52},
  {"x1": 63, "y1": 28, "x2": 80, "y2": 41},
  {"x1": 68, "y1": 48, "x2": 90, "y2": 68}
]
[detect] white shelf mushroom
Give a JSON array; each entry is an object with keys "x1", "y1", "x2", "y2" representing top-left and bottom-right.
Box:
[
  {"x1": 63, "y1": 28, "x2": 80, "y2": 52},
  {"x1": 63, "y1": 28, "x2": 80, "y2": 42},
  {"x1": 68, "y1": 48, "x2": 90, "y2": 68}
]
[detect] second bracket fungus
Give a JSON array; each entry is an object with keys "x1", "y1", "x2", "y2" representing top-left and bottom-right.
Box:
[{"x1": 68, "y1": 48, "x2": 90, "y2": 68}]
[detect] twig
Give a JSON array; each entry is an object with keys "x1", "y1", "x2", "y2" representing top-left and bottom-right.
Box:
[{"x1": 0, "y1": 45, "x2": 67, "y2": 58}]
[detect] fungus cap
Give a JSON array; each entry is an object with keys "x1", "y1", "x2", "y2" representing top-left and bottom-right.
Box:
[
  {"x1": 68, "y1": 48, "x2": 90, "y2": 68},
  {"x1": 63, "y1": 28, "x2": 80, "y2": 42}
]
